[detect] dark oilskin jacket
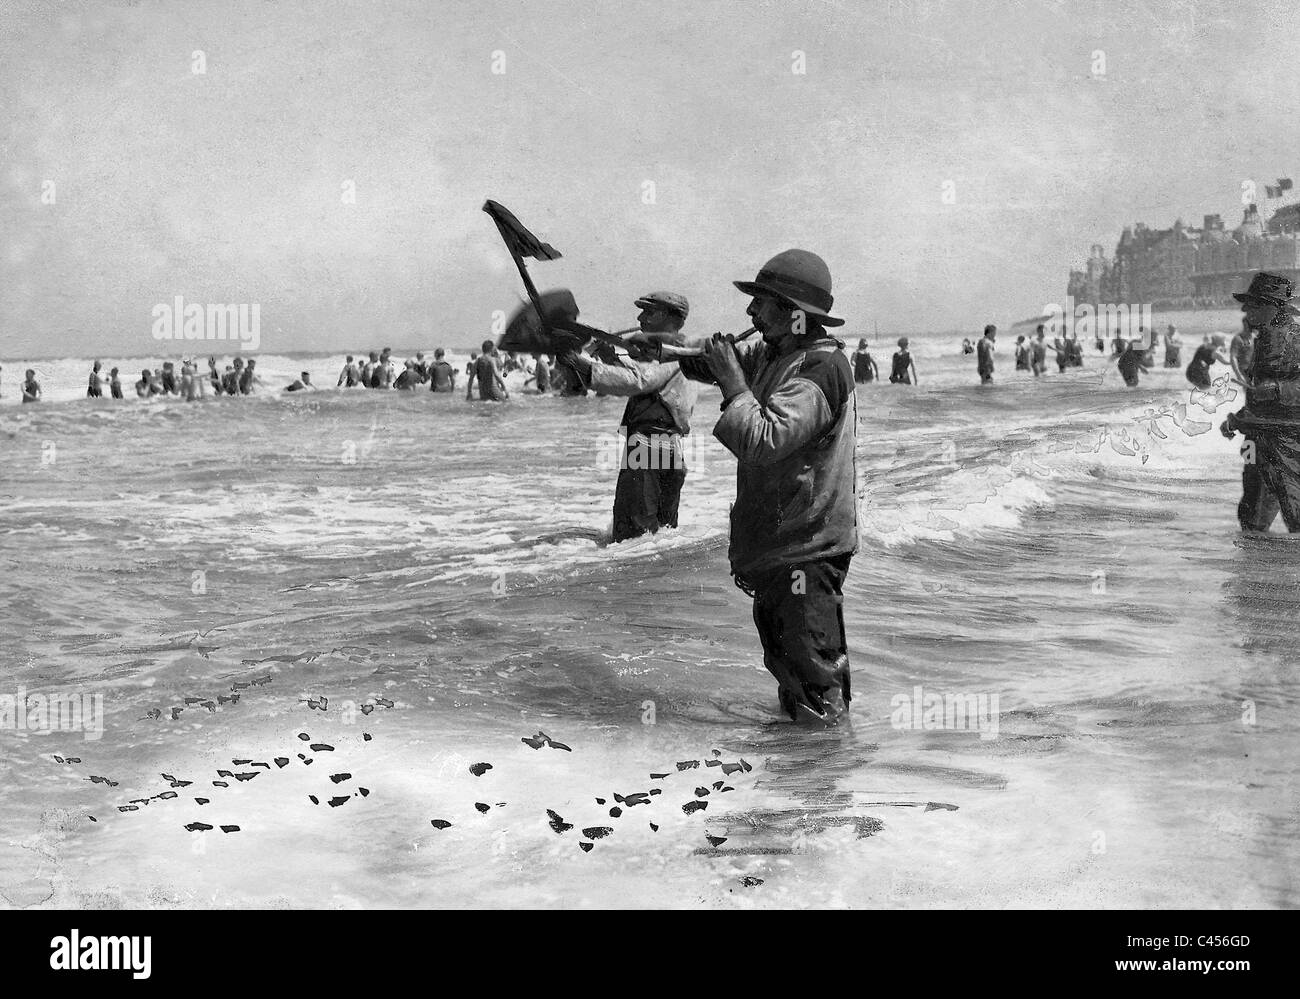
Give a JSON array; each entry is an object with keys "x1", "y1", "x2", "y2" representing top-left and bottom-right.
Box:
[{"x1": 681, "y1": 336, "x2": 858, "y2": 577}]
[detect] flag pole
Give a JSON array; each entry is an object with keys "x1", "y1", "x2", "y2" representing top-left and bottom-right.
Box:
[{"x1": 492, "y1": 218, "x2": 547, "y2": 317}]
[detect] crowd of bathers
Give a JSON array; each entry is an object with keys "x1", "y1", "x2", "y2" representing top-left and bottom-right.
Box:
[{"x1": 2, "y1": 342, "x2": 598, "y2": 404}]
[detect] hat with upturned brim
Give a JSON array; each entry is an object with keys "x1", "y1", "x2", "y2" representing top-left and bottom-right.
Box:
[
  {"x1": 1233, "y1": 271, "x2": 1300, "y2": 314},
  {"x1": 734, "y1": 249, "x2": 844, "y2": 327}
]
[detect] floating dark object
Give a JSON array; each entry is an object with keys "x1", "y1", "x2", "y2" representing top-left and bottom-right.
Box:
[
  {"x1": 184, "y1": 697, "x2": 203, "y2": 705},
  {"x1": 361, "y1": 704, "x2": 375, "y2": 715},
  {"x1": 720, "y1": 786, "x2": 735, "y2": 793},
  {"x1": 329, "y1": 773, "x2": 352, "y2": 784},
  {"x1": 544, "y1": 738, "x2": 571, "y2": 752},
  {"x1": 297, "y1": 733, "x2": 311, "y2": 741},
  {"x1": 327, "y1": 796, "x2": 349, "y2": 807},
  {"x1": 521, "y1": 735, "x2": 546, "y2": 750},
  {"x1": 474, "y1": 802, "x2": 490, "y2": 814},
  {"x1": 430, "y1": 819, "x2": 452, "y2": 829},
  {"x1": 620, "y1": 793, "x2": 651, "y2": 807},
  {"x1": 720, "y1": 762, "x2": 744, "y2": 775},
  {"x1": 712, "y1": 781, "x2": 724, "y2": 790},
  {"x1": 144, "y1": 709, "x2": 161, "y2": 720},
  {"x1": 924, "y1": 802, "x2": 959, "y2": 812},
  {"x1": 706, "y1": 834, "x2": 728, "y2": 847},
  {"x1": 200, "y1": 702, "x2": 217, "y2": 713},
  {"x1": 676, "y1": 761, "x2": 699, "y2": 771},
  {"x1": 117, "y1": 805, "x2": 138, "y2": 812},
  {"x1": 87, "y1": 775, "x2": 119, "y2": 787},
  {"x1": 546, "y1": 809, "x2": 573, "y2": 834},
  {"x1": 595, "y1": 798, "x2": 606, "y2": 805},
  {"x1": 170, "y1": 780, "x2": 192, "y2": 788},
  {"x1": 155, "y1": 791, "x2": 178, "y2": 800},
  {"x1": 249, "y1": 675, "x2": 271, "y2": 686},
  {"x1": 185, "y1": 822, "x2": 213, "y2": 832},
  {"x1": 704, "y1": 759, "x2": 722, "y2": 768},
  {"x1": 88, "y1": 816, "x2": 97, "y2": 822},
  {"x1": 740, "y1": 759, "x2": 752, "y2": 772},
  {"x1": 233, "y1": 772, "x2": 258, "y2": 782},
  {"x1": 358, "y1": 788, "x2": 370, "y2": 797},
  {"x1": 650, "y1": 773, "x2": 669, "y2": 780},
  {"x1": 216, "y1": 770, "x2": 234, "y2": 778},
  {"x1": 297, "y1": 754, "x2": 306, "y2": 760},
  {"x1": 695, "y1": 787, "x2": 710, "y2": 798},
  {"x1": 582, "y1": 826, "x2": 613, "y2": 840},
  {"x1": 129, "y1": 798, "x2": 151, "y2": 806},
  {"x1": 195, "y1": 798, "x2": 210, "y2": 805},
  {"x1": 649, "y1": 822, "x2": 659, "y2": 832},
  {"x1": 579, "y1": 842, "x2": 593, "y2": 852},
  {"x1": 251, "y1": 762, "x2": 270, "y2": 769},
  {"x1": 741, "y1": 876, "x2": 764, "y2": 887},
  {"x1": 168, "y1": 708, "x2": 183, "y2": 720},
  {"x1": 495, "y1": 802, "x2": 506, "y2": 808},
  {"x1": 373, "y1": 697, "x2": 394, "y2": 708},
  {"x1": 609, "y1": 807, "x2": 623, "y2": 818},
  {"x1": 231, "y1": 682, "x2": 250, "y2": 690},
  {"x1": 212, "y1": 781, "x2": 228, "y2": 788},
  {"x1": 274, "y1": 758, "x2": 289, "y2": 768},
  {"x1": 363, "y1": 733, "x2": 372, "y2": 742},
  {"x1": 302, "y1": 759, "x2": 313, "y2": 766},
  {"x1": 712, "y1": 749, "x2": 722, "y2": 757},
  {"x1": 232, "y1": 759, "x2": 252, "y2": 765},
  {"x1": 302, "y1": 696, "x2": 328, "y2": 711},
  {"x1": 221, "y1": 825, "x2": 240, "y2": 833},
  {"x1": 309, "y1": 743, "x2": 334, "y2": 752},
  {"x1": 309, "y1": 795, "x2": 319, "y2": 805},
  {"x1": 649, "y1": 789, "x2": 662, "y2": 796},
  {"x1": 469, "y1": 763, "x2": 492, "y2": 777},
  {"x1": 682, "y1": 801, "x2": 708, "y2": 815}
]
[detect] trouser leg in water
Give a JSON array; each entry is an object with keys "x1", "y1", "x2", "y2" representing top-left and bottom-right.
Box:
[
  {"x1": 1240, "y1": 433, "x2": 1300, "y2": 532},
  {"x1": 747, "y1": 553, "x2": 853, "y2": 721}
]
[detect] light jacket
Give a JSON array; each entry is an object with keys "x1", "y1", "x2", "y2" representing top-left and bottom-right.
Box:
[
  {"x1": 587, "y1": 358, "x2": 697, "y2": 436},
  {"x1": 681, "y1": 336, "x2": 858, "y2": 577}
]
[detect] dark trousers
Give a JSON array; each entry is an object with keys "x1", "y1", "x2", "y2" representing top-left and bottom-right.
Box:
[
  {"x1": 612, "y1": 465, "x2": 686, "y2": 542},
  {"x1": 743, "y1": 553, "x2": 852, "y2": 720},
  {"x1": 1239, "y1": 433, "x2": 1300, "y2": 532}
]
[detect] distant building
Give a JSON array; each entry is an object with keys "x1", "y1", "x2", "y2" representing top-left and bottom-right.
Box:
[{"x1": 1068, "y1": 184, "x2": 1300, "y2": 311}]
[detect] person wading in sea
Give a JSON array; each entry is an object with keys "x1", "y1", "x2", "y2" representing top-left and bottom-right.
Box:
[
  {"x1": 563, "y1": 292, "x2": 697, "y2": 542},
  {"x1": 677, "y1": 249, "x2": 858, "y2": 724},
  {"x1": 977, "y1": 324, "x2": 996, "y2": 384},
  {"x1": 852, "y1": 339, "x2": 878, "y2": 384},
  {"x1": 1221, "y1": 272, "x2": 1300, "y2": 532}
]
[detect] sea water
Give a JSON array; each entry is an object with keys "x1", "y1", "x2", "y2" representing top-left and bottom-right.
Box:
[{"x1": 1, "y1": 323, "x2": 1296, "y2": 908}]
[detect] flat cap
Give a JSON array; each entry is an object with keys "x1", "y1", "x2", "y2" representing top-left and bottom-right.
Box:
[{"x1": 634, "y1": 291, "x2": 689, "y2": 318}]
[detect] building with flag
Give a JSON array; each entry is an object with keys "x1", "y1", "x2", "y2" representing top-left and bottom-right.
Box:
[{"x1": 1067, "y1": 178, "x2": 1300, "y2": 310}]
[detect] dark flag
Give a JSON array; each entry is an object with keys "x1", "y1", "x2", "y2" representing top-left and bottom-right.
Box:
[
  {"x1": 1282, "y1": 178, "x2": 1294, "y2": 191},
  {"x1": 482, "y1": 200, "x2": 563, "y2": 262}
]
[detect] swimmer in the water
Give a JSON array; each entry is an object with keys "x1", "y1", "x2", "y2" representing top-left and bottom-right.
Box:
[
  {"x1": 467, "y1": 339, "x2": 509, "y2": 401},
  {"x1": 134, "y1": 368, "x2": 154, "y2": 397},
  {"x1": 86, "y1": 360, "x2": 105, "y2": 398},
  {"x1": 208, "y1": 356, "x2": 221, "y2": 393},
  {"x1": 889, "y1": 336, "x2": 917, "y2": 384},
  {"x1": 1014, "y1": 335, "x2": 1030, "y2": 372},
  {"x1": 1186, "y1": 333, "x2": 1230, "y2": 389},
  {"x1": 531, "y1": 352, "x2": 551, "y2": 393},
  {"x1": 180, "y1": 359, "x2": 196, "y2": 400},
  {"x1": 1116, "y1": 338, "x2": 1152, "y2": 387},
  {"x1": 109, "y1": 367, "x2": 123, "y2": 399},
  {"x1": 428, "y1": 348, "x2": 456, "y2": 392},
  {"x1": 1031, "y1": 325, "x2": 1048, "y2": 376},
  {"x1": 285, "y1": 371, "x2": 314, "y2": 392},
  {"x1": 393, "y1": 359, "x2": 421, "y2": 389},
  {"x1": 337, "y1": 355, "x2": 361, "y2": 387},
  {"x1": 222, "y1": 362, "x2": 239, "y2": 395},
  {"x1": 238, "y1": 358, "x2": 264, "y2": 395},
  {"x1": 22, "y1": 369, "x2": 41, "y2": 403},
  {"x1": 851, "y1": 339, "x2": 878, "y2": 383},
  {"x1": 160, "y1": 361, "x2": 179, "y2": 395}
]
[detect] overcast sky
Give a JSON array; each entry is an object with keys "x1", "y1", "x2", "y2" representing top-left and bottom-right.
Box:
[{"x1": 2, "y1": 0, "x2": 1297, "y2": 357}]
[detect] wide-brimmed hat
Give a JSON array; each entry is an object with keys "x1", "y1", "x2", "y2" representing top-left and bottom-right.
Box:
[
  {"x1": 633, "y1": 291, "x2": 689, "y2": 319},
  {"x1": 1233, "y1": 271, "x2": 1300, "y2": 313},
  {"x1": 734, "y1": 249, "x2": 844, "y2": 327}
]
